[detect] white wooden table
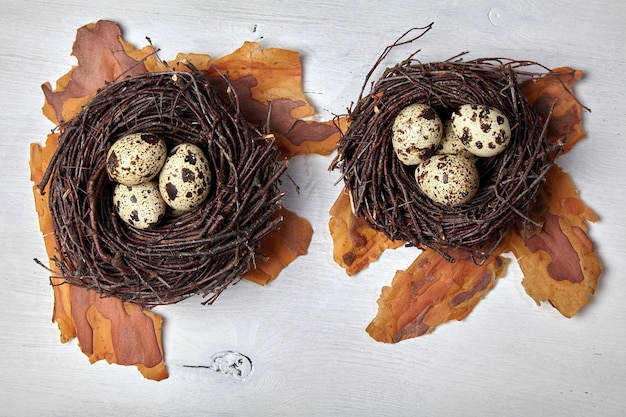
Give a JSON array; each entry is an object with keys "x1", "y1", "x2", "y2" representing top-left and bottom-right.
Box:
[{"x1": 1, "y1": 1, "x2": 625, "y2": 415}]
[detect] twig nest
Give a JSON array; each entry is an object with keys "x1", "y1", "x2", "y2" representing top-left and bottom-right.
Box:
[
  {"x1": 332, "y1": 56, "x2": 562, "y2": 262},
  {"x1": 40, "y1": 69, "x2": 286, "y2": 305}
]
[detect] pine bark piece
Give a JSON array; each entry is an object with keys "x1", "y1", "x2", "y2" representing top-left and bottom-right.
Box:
[
  {"x1": 73, "y1": 288, "x2": 167, "y2": 381},
  {"x1": 175, "y1": 41, "x2": 342, "y2": 158},
  {"x1": 510, "y1": 66, "x2": 601, "y2": 316},
  {"x1": 245, "y1": 206, "x2": 314, "y2": 285},
  {"x1": 504, "y1": 165, "x2": 601, "y2": 317},
  {"x1": 41, "y1": 20, "x2": 149, "y2": 125},
  {"x1": 520, "y1": 67, "x2": 586, "y2": 154},
  {"x1": 366, "y1": 248, "x2": 509, "y2": 343},
  {"x1": 329, "y1": 188, "x2": 404, "y2": 276},
  {"x1": 30, "y1": 134, "x2": 168, "y2": 380}
]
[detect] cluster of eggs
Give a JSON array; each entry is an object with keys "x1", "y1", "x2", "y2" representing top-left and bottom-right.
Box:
[
  {"x1": 106, "y1": 133, "x2": 212, "y2": 229},
  {"x1": 391, "y1": 103, "x2": 511, "y2": 207}
]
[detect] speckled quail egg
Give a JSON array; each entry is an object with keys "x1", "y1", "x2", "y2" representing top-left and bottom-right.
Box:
[
  {"x1": 450, "y1": 104, "x2": 511, "y2": 157},
  {"x1": 106, "y1": 133, "x2": 167, "y2": 185},
  {"x1": 113, "y1": 180, "x2": 166, "y2": 229},
  {"x1": 415, "y1": 154, "x2": 480, "y2": 207},
  {"x1": 158, "y1": 143, "x2": 211, "y2": 212},
  {"x1": 436, "y1": 120, "x2": 478, "y2": 162},
  {"x1": 392, "y1": 103, "x2": 443, "y2": 165}
]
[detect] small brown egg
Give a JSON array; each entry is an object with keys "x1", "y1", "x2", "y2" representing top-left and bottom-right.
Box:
[
  {"x1": 391, "y1": 103, "x2": 443, "y2": 165},
  {"x1": 106, "y1": 133, "x2": 167, "y2": 185},
  {"x1": 158, "y1": 143, "x2": 211, "y2": 212},
  {"x1": 436, "y1": 119, "x2": 478, "y2": 162},
  {"x1": 450, "y1": 104, "x2": 511, "y2": 157},
  {"x1": 112, "y1": 180, "x2": 166, "y2": 229},
  {"x1": 415, "y1": 154, "x2": 480, "y2": 207}
]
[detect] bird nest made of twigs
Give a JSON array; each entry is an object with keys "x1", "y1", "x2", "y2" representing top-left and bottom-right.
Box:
[
  {"x1": 332, "y1": 49, "x2": 563, "y2": 263},
  {"x1": 38, "y1": 69, "x2": 286, "y2": 306}
]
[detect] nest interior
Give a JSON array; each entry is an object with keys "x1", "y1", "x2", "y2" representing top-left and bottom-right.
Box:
[
  {"x1": 39, "y1": 69, "x2": 286, "y2": 306},
  {"x1": 332, "y1": 56, "x2": 562, "y2": 263}
]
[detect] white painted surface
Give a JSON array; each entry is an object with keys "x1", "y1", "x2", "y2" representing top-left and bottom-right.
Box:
[{"x1": 1, "y1": 1, "x2": 625, "y2": 416}]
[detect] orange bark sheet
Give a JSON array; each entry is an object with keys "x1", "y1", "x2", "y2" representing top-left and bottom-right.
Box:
[
  {"x1": 504, "y1": 165, "x2": 601, "y2": 317},
  {"x1": 31, "y1": 133, "x2": 168, "y2": 380},
  {"x1": 329, "y1": 188, "x2": 404, "y2": 276},
  {"x1": 32, "y1": 20, "x2": 334, "y2": 379},
  {"x1": 329, "y1": 66, "x2": 601, "y2": 341},
  {"x1": 510, "y1": 67, "x2": 601, "y2": 317},
  {"x1": 367, "y1": 249, "x2": 509, "y2": 343}
]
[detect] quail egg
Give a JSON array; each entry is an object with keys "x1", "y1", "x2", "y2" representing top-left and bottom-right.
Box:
[
  {"x1": 450, "y1": 104, "x2": 511, "y2": 157},
  {"x1": 106, "y1": 133, "x2": 167, "y2": 185},
  {"x1": 391, "y1": 103, "x2": 443, "y2": 165},
  {"x1": 415, "y1": 154, "x2": 480, "y2": 207},
  {"x1": 436, "y1": 119, "x2": 478, "y2": 162},
  {"x1": 113, "y1": 180, "x2": 166, "y2": 229},
  {"x1": 158, "y1": 143, "x2": 211, "y2": 212}
]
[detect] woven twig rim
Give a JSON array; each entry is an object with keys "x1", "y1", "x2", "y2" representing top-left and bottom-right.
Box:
[
  {"x1": 332, "y1": 27, "x2": 562, "y2": 262},
  {"x1": 39, "y1": 69, "x2": 286, "y2": 306}
]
